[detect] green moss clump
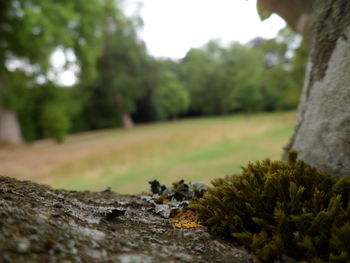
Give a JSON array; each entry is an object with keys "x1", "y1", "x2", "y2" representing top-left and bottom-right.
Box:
[{"x1": 189, "y1": 151, "x2": 350, "y2": 262}]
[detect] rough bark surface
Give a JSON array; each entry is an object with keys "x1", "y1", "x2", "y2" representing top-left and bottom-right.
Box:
[
  {"x1": 287, "y1": 0, "x2": 350, "y2": 176},
  {"x1": 265, "y1": 0, "x2": 350, "y2": 176},
  {"x1": 0, "y1": 107, "x2": 23, "y2": 146},
  {"x1": 0, "y1": 176, "x2": 254, "y2": 263}
]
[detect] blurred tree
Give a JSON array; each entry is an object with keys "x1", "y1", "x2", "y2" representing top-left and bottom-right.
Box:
[
  {"x1": 181, "y1": 32, "x2": 306, "y2": 117},
  {"x1": 0, "y1": 0, "x2": 107, "y2": 144},
  {"x1": 152, "y1": 68, "x2": 189, "y2": 120},
  {"x1": 181, "y1": 48, "x2": 210, "y2": 114},
  {"x1": 37, "y1": 84, "x2": 79, "y2": 142},
  {"x1": 256, "y1": 28, "x2": 305, "y2": 111},
  {"x1": 16, "y1": 83, "x2": 79, "y2": 142},
  {"x1": 131, "y1": 58, "x2": 188, "y2": 123},
  {"x1": 80, "y1": 0, "x2": 148, "y2": 129},
  {"x1": 0, "y1": 70, "x2": 28, "y2": 145},
  {"x1": 225, "y1": 43, "x2": 265, "y2": 113},
  {"x1": 183, "y1": 41, "x2": 266, "y2": 115}
]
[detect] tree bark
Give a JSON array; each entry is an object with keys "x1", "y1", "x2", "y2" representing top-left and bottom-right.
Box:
[
  {"x1": 219, "y1": 105, "x2": 228, "y2": 116},
  {"x1": 121, "y1": 112, "x2": 134, "y2": 129},
  {"x1": 115, "y1": 92, "x2": 135, "y2": 129},
  {"x1": 0, "y1": 1, "x2": 9, "y2": 24},
  {"x1": 0, "y1": 176, "x2": 255, "y2": 263},
  {"x1": 259, "y1": 0, "x2": 314, "y2": 37},
  {"x1": 275, "y1": 0, "x2": 350, "y2": 176},
  {"x1": 0, "y1": 107, "x2": 23, "y2": 146}
]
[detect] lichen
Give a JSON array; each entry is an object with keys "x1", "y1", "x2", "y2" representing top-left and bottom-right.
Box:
[
  {"x1": 170, "y1": 211, "x2": 203, "y2": 229},
  {"x1": 142, "y1": 179, "x2": 208, "y2": 220},
  {"x1": 190, "y1": 151, "x2": 350, "y2": 262},
  {"x1": 0, "y1": 176, "x2": 251, "y2": 263}
]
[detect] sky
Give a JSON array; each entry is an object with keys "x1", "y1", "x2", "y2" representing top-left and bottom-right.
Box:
[
  {"x1": 133, "y1": 0, "x2": 286, "y2": 59},
  {"x1": 54, "y1": 0, "x2": 286, "y2": 86}
]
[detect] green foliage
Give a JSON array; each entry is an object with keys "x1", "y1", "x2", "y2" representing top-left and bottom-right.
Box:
[
  {"x1": 16, "y1": 84, "x2": 80, "y2": 142},
  {"x1": 1, "y1": 0, "x2": 149, "y2": 140},
  {"x1": 183, "y1": 41, "x2": 261, "y2": 115},
  {"x1": 0, "y1": 70, "x2": 29, "y2": 109},
  {"x1": 1, "y1": 0, "x2": 106, "y2": 84},
  {"x1": 78, "y1": 3, "x2": 149, "y2": 129},
  {"x1": 190, "y1": 151, "x2": 350, "y2": 262},
  {"x1": 0, "y1": 0, "x2": 307, "y2": 143},
  {"x1": 0, "y1": 0, "x2": 113, "y2": 142},
  {"x1": 152, "y1": 69, "x2": 190, "y2": 120},
  {"x1": 39, "y1": 101, "x2": 69, "y2": 142},
  {"x1": 182, "y1": 33, "x2": 304, "y2": 115},
  {"x1": 37, "y1": 85, "x2": 79, "y2": 142}
]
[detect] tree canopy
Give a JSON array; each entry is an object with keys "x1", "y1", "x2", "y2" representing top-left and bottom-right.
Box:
[{"x1": 0, "y1": 0, "x2": 306, "y2": 144}]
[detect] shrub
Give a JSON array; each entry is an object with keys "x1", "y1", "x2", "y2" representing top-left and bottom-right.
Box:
[{"x1": 189, "y1": 151, "x2": 350, "y2": 262}]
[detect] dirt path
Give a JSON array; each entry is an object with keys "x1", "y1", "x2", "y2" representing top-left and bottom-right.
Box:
[{"x1": 0, "y1": 128, "x2": 168, "y2": 183}]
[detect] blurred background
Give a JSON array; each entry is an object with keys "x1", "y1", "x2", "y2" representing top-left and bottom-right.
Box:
[{"x1": 0, "y1": 0, "x2": 306, "y2": 193}]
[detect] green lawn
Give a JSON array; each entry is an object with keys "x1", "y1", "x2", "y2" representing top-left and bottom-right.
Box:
[{"x1": 52, "y1": 111, "x2": 296, "y2": 194}]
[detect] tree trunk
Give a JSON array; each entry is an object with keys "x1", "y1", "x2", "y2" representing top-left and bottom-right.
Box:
[
  {"x1": 0, "y1": 1, "x2": 9, "y2": 24},
  {"x1": 121, "y1": 112, "x2": 134, "y2": 129},
  {"x1": 0, "y1": 107, "x2": 23, "y2": 146},
  {"x1": 283, "y1": 0, "x2": 350, "y2": 175},
  {"x1": 219, "y1": 105, "x2": 228, "y2": 116},
  {"x1": 115, "y1": 92, "x2": 135, "y2": 129}
]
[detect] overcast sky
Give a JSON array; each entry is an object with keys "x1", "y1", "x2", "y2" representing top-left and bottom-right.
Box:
[
  {"x1": 133, "y1": 0, "x2": 286, "y2": 59},
  {"x1": 56, "y1": 0, "x2": 286, "y2": 85}
]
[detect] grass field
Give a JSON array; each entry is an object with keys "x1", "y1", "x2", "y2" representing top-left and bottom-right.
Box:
[{"x1": 0, "y1": 111, "x2": 296, "y2": 194}]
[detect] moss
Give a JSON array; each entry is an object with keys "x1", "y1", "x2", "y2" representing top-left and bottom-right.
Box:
[
  {"x1": 190, "y1": 151, "x2": 350, "y2": 262},
  {"x1": 154, "y1": 195, "x2": 165, "y2": 204}
]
